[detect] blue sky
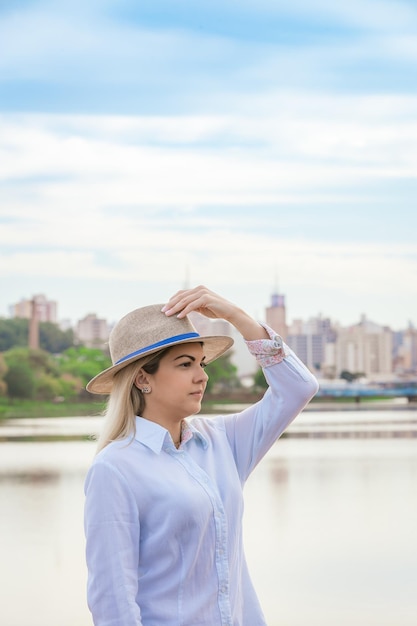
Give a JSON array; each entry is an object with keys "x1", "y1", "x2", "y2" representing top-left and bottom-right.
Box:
[{"x1": 0, "y1": 0, "x2": 416, "y2": 329}]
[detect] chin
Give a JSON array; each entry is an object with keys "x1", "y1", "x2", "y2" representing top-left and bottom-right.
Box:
[{"x1": 190, "y1": 402, "x2": 202, "y2": 416}]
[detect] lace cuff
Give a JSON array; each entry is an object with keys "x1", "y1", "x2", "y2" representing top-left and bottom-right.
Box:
[{"x1": 245, "y1": 324, "x2": 287, "y2": 368}]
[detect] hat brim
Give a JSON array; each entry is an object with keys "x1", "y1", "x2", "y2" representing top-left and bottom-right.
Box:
[{"x1": 86, "y1": 334, "x2": 234, "y2": 395}]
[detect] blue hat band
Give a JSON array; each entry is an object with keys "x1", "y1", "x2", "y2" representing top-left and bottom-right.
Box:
[{"x1": 115, "y1": 332, "x2": 201, "y2": 365}]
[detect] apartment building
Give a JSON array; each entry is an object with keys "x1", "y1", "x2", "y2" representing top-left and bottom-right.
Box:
[
  {"x1": 76, "y1": 313, "x2": 109, "y2": 349},
  {"x1": 10, "y1": 294, "x2": 58, "y2": 323},
  {"x1": 335, "y1": 317, "x2": 393, "y2": 378},
  {"x1": 286, "y1": 315, "x2": 336, "y2": 373}
]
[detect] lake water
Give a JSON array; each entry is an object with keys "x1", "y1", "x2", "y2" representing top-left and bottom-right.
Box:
[{"x1": 0, "y1": 409, "x2": 416, "y2": 626}]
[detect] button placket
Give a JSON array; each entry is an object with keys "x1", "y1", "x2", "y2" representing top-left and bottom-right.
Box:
[{"x1": 173, "y1": 453, "x2": 233, "y2": 626}]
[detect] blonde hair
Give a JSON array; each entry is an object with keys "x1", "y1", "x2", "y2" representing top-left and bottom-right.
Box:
[{"x1": 95, "y1": 350, "x2": 166, "y2": 453}]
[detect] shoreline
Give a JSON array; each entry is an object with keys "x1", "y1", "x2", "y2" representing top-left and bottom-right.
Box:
[
  {"x1": 0, "y1": 397, "x2": 416, "y2": 422},
  {"x1": 207, "y1": 399, "x2": 417, "y2": 413},
  {"x1": 1, "y1": 403, "x2": 416, "y2": 443}
]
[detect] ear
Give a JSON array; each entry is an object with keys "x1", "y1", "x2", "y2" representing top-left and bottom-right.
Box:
[{"x1": 134, "y1": 369, "x2": 150, "y2": 389}]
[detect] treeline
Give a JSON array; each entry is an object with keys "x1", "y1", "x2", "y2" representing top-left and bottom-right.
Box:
[
  {"x1": 0, "y1": 346, "x2": 112, "y2": 400},
  {"x1": 0, "y1": 318, "x2": 266, "y2": 401},
  {"x1": 0, "y1": 318, "x2": 74, "y2": 353},
  {"x1": 0, "y1": 318, "x2": 111, "y2": 400}
]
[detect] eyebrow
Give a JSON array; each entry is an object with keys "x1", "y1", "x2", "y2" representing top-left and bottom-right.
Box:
[{"x1": 173, "y1": 354, "x2": 206, "y2": 362}]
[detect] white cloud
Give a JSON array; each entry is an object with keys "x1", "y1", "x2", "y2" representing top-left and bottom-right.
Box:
[
  {"x1": 1, "y1": 0, "x2": 416, "y2": 331},
  {"x1": 0, "y1": 4, "x2": 250, "y2": 82},
  {"x1": 1, "y1": 200, "x2": 416, "y2": 327},
  {"x1": 1, "y1": 97, "x2": 416, "y2": 230},
  {"x1": 1, "y1": 234, "x2": 415, "y2": 311},
  {"x1": 2, "y1": 0, "x2": 416, "y2": 100},
  {"x1": 253, "y1": 0, "x2": 417, "y2": 33}
]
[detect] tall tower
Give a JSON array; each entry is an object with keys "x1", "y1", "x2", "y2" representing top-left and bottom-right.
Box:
[
  {"x1": 28, "y1": 298, "x2": 39, "y2": 350},
  {"x1": 265, "y1": 286, "x2": 287, "y2": 340}
]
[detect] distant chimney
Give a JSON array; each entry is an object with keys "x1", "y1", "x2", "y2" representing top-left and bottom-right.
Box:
[{"x1": 28, "y1": 298, "x2": 39, "y2": 349}]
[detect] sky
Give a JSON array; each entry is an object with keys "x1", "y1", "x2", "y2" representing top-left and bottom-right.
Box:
[{"x1": 1, "y1": 0, "x2": 416, "y2": 330}]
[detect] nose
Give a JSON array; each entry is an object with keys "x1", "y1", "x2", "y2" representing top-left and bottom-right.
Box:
[{"x1": 195, "y1": 366, "x2": 208, "y2": 383}]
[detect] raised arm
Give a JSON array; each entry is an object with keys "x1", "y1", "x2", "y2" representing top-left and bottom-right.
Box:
[
  {"x1": 164, "y1": 287, "x2": 318, "y2": 481},
  {"x1": 162, "y1": 284, "x2": 268, "y2": 341}
]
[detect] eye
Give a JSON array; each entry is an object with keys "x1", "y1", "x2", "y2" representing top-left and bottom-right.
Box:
[{"x1": 200, "y1": 361, "x2": 207, "y2": 369}]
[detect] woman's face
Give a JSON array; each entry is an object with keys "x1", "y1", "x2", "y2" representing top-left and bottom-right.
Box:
[{"x1": 139, "y1": 342, "x2": 209, "y2": 421}]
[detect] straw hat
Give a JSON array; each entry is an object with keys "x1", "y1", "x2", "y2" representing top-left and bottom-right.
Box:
[{"x1": 86, "y1": 304, "x2": 234, "y2": 394}]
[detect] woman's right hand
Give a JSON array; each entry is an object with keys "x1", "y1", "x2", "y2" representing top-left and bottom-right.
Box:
[{"x1": 162, "y1": 285, "x2": 268, "y2": 341}]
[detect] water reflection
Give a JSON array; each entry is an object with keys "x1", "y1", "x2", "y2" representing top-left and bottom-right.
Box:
[
  {"x1": 0, "y1": 414, "x2": 416, "y2": 626},
  {"x1": 244, "y1": 438, "x2": 417, "y2": 626},
  {"x1": 2, "y1": 409, "x2": 417, "y2": 441},
  {"x1": 0, "y1": 470, "x2": 59, "y2": 484}
]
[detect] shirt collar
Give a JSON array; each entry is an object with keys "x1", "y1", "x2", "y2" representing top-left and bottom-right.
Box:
[
  {"x1": 185, "y1": 419, "x2": 209, "y2": 449},
  {"x1": 134, "y1": 416, "x2": 208, "y2": 453}
]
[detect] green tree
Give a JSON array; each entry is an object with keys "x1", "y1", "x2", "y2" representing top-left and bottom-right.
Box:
[
  {"x1": 4, "y1": 347, "x2": 61, "y2": 400},
  {"x1": 253, "y1": 367, "x2": 268, "y2": 390},
  {"x1": 35, "y1": 373, "x2": 62, "y2": 401},
  {"x1": 340, "y1": 370, "x2": 354, "y2": 382},
  {"x1": 0, "y1": 318, "x2": 29, "y2": 351},
  {"x1": 57, "y1": 346, "x2": 111, "y2": 388},
  {"x1": 0, "y1": 318, "x2": 74, "y2": 353},
  {"x1": 57, "y1": 373, "x2": 83, "y2": 398},
  {"x1": 340, "y1": 370, "x2": 366, "y2": 382},
  {"x1": 1, "y1": 345, "x2": 109, "y2": 400},
  {"x1": 40, "y1": 322, "x2": 74, "y2": 353},
  {"x1": 205, "y1": 353, "x2": 240, "y2": 393},
  {"x1": 4, "y1": 361, "x2": 36, "y2": 399}
]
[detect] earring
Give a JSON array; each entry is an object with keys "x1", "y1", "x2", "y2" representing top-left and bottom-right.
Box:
[{"x1": 141, "y1": 386, "x2": 151, "y2": 394}]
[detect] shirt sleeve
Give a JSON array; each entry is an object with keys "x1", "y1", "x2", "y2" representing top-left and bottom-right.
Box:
[
  {"x1": 244, "y1": 323, "x2": 287, "y2": 367},
  {"x1": 222, "y1": 331, "x2": 319, "y2": 482},
  {"x1": 84, "y1": 460, "x2": 143, "y2": 626}
]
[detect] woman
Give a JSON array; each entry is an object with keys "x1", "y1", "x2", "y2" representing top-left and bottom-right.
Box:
[{"x1": 84, "y1": 285, "x2": 318, "y2": 626}]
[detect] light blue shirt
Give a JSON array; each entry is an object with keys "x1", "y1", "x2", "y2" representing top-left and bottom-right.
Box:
[{"x1": 84, "y1": 336, "x2": 318, "y2": 625}]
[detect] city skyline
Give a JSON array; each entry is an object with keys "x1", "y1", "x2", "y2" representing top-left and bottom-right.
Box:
[
  {"x1": 6, "y1": 289, "x2": 416, "y2": 381},
  {"x1": 1, "y1": 1, "x2": 416, "y2": 329},
  {"x1": 6, "y1": 288, "x2": 415, "y2": 333}
]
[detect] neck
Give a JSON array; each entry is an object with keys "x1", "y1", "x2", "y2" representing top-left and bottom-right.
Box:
[
  {"x1": 141, "y1": 412, "x2": 183, "y2": 445},
  {"x1": 170, "y1": 423, "x2": 183, "y2": 448}
]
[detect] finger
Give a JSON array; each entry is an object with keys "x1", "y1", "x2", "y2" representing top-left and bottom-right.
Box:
[
  {"x1": 161, "y1": 289, "x2": 190, "y2": 314},
  {"x1": 166, "y1": 295, "x2": 209, "y2": 318},
  {"x1": 162, "y1": 286, "x2": 211, "y2": 316}
]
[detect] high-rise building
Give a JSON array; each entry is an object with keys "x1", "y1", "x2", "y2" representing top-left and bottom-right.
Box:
[
  {"x1": 403, "y1": 326, "x2": 417, "y2": 373},
  {"x1": 335, "y1": 316, "x2": 393, "y2": 378},
  {"x1": 265, "y1": 291, "x2": 287, "y2": 340},
  {"x1": 76, "y1": 314, "x2": 109, "y2": 349},
  {"x1": 286, "y1": 314, "x2": 336, "y2": 372},
  {"x1": 393, "y1": 325, "x2": 417, "y2": 374},
  {"x1": 10, "y1": 294, "x2": 57, "y2": 323}
]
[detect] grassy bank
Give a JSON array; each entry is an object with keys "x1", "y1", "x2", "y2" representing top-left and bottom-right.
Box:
[
  {"x1": 0, "y1": 393, "x2": 408, "y2": 421},
  {"x1": 0, "y1": 391, "x2": 263, "y2": 420},
  {"x1": 0, "y1": 397, "x2": 241, "y2": 419},
  {"x1": 0, "y1": 398, "x2": 106, "y2": 420}
]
